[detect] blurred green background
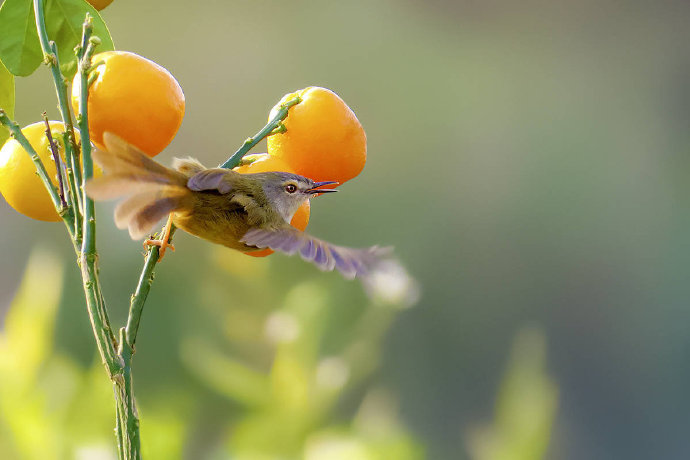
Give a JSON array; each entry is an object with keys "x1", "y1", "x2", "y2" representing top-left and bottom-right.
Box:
[{"x1": 1, "y1": 0, "x2": 690, "y2": 458}]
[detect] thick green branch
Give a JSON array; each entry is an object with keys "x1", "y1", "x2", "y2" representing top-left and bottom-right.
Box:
[
  {"x1": 73, "y1": 16, "x2": 141, "y2": 458},
  {"x1": 73, "y1": 11, "x2": 123, "y2": 394}
]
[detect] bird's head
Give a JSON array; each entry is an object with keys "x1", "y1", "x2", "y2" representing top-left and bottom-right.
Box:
[{"x1": 259, "y1": 172, "x2": 338, "y2": 223}]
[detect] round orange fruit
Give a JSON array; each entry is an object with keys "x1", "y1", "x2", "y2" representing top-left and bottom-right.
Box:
[
  {"x1": 235, "y1": 154, "x2": 310, "y2": 257},
  {"x1": 267, "y1": 86, "x2": 366, "y2": 185},
  {"x1": 71, "y1": 51, "x2": 185, "y2": 157},
  {"x1": 0, "y1": 121, "x2": 81, "y2": 221}
]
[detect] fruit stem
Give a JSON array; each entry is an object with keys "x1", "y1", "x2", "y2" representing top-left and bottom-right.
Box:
[{"x1": 218, "y1": 95, "x2": 302, "y2": 169}]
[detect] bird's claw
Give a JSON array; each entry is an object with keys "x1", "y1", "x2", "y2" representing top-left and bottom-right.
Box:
[{"x1": 144, "y1": 238, "x2": 175, "y2": 262}]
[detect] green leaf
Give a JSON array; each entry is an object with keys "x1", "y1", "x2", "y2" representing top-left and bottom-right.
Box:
[
  {"x1": 0, "y1": 0, "x2": 43, "y2": 76},
  {"x1": 44, "y1": 0, "x2": 115, "y2": 79},
  {"x1": 0, "y1": 59, "x2": 15, "y2": 147},
  {"x1": 0, "y1": 0, "x2": 114, "y2": 78}
]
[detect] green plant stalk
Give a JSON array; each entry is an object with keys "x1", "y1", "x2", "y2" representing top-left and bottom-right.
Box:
[
  {"x1": 117, "y1": 328, "x2": 141, "y2": 460},
  {"x1": 74, "y1": 16, "x2": 145, "y2": 460},
  {"x1": 125, "y1": 242, "x2": 164, "y2": 347},
  {"x1": 33, "y1": 0, "x2": 83, "y2": 241},
  {"x1": 218, "y1": 95, "x2": 301, "y2": 169},
  {"x1": 115, "y1": 403, "x2": 126, "y2": 460},
  {"x1": 76, "y1": 19, "x2": 115, "y2": 347},
  {"x1": 75, "y1": 14, "x2": 120, "y2": 371}
]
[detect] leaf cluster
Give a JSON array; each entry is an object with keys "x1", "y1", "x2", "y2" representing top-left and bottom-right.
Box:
[{"x1": 0, "y1": 0, "x2": 114, "y2": 145}]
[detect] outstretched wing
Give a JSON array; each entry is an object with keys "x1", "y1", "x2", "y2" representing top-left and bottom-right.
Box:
[{"x1": 240, "y1": 227, "x2": 392, "y2": 280}]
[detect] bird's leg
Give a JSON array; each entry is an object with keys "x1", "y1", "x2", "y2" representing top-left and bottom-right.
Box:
[{"x1": 144, "y1": 215, "x2": 175, "y2": 261}]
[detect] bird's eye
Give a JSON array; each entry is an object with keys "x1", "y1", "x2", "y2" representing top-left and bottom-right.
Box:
[{"x1": 285, "y1": 184, "x2": 297, "y2": 194}]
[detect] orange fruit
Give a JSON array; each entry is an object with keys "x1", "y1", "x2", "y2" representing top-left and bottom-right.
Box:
[
  {"x1": 267, "y1": 86, "x2": 366, "y2": 185},
  {"x1": 235, "y1": 154, "x2": 310, "y2": 257},
  {"x1": 71, "y1": 51, "x2": 185, "y2": 157},
  {"x1": 0, "y1": 121, "x2": 81, "y2": 221},
  {"x1": 85, "y1": 0, "x2": 114, "y2": 10}
]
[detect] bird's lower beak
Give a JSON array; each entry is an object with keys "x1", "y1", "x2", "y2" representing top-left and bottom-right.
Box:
[{"x1": 307, "y1": 181, "x2": 339, "y2": 194}]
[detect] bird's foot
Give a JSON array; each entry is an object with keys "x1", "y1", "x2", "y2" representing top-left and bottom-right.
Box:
[
  {"x1": 145, "y1": 215, "x2": 175, "y2": 262},
  {"x1": 144, "y1": 237, "x2": 175, "y2": 262}
]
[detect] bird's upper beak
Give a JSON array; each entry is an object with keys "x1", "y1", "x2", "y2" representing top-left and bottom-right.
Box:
[{"x1": 307, "y1": 181, "x2": 339, "y2": 194}]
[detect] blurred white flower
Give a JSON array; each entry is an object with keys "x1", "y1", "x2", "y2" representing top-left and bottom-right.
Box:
[
  {"x1": 316, "y1": 357, "x2": 350, "y2": 390},
  {"x1": 75, "y1": 445, "x2": 116, "y2": 460},
  {"x1": 305, "y1": 434, "x2": 370, "y2": 460},
  {"x1": 264, "y1": 311, "x2": 301, "y2": 344},
  {"x1": 361, "y1": 259, "x2": 420, "y2": 308}
]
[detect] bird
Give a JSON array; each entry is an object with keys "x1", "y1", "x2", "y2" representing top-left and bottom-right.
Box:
[{"x1": 85, "y1": 132, "x2": 397, "y2": 280}]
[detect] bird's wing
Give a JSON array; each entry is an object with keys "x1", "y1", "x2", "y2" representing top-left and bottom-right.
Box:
[
  {"x1": 186, "y1": 169, "x2": 271, "y2": 225},
  {"x1": 187, "y1": 168, "x2": 234, "y2": 194},
  {"x1": 240, "y1": 227, "x2": 392, "y2": 280}
]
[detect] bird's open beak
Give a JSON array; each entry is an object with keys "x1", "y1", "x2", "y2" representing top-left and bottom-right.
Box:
[{"x1": 307, "y1": 181, "x2": 339, "y2": 194}]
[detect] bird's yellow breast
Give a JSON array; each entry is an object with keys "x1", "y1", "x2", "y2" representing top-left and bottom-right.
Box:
[{"x1": 171, "y1": 193, "x2": 261, "y2": 252}]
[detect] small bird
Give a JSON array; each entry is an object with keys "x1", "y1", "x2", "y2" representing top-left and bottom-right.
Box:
[{"x1": 85, "y1": 133, "x2": 395, "y2": 280}]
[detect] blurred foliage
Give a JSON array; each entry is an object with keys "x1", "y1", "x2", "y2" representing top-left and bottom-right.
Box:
[
  {"x1": 467, "y1": 328, "x2": 558, "y2": 460},
  {"x1": 0, "y1": 248, "x2": 114, "y2": 459},
  {"x1": 0, "y1": 247, "x2": 422, "y2": 459}
]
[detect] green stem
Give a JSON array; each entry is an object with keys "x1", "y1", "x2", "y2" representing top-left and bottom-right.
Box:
[
  {"x1": 77, "y1": 20, "x2": 96, "y2": 255},
  {"x1": 33, "y1": 0, "x2": 83, "y2": 239},
  {"x1": 125, "y1": 239, "x2": 168, "y2": 347},
  {"x1": 74, "y1": 14, "x2": 139, "y2": 457},
  {"x1": 117, "y1": 329, "x2": 141, "y2": 460},
  {"x1": 114, "y1": 401, "x2": 126, "y2": 460},
  {"x1": 218, "y1": 95, "x2": 301, "y2": 169}
]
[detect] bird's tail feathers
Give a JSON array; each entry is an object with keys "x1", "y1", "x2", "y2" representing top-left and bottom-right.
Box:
[
  {"x1": 85, "y1": 132, "x2": 191, "y2": 239},
  {"x1": 114, "y1": 189, "x2": 188, "y2": 240}
]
